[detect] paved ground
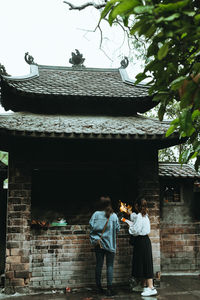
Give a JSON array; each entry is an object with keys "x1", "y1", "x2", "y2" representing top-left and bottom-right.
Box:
[{"x1": 0, "y1": 276, "x2": 200, "y2": 300}]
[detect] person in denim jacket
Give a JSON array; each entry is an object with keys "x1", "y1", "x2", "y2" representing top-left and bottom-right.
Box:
[{"x1": 89, "y1": 196, "x2": 120, "y2": 296}]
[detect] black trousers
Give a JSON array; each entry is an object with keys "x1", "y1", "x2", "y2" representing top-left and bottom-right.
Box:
[{"x1": 132, "y1": 235, "x2": 154, "y2": 279}]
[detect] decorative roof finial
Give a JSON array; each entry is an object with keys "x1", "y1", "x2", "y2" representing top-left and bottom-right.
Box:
[
  {"x1": 24, "y1": 52, "x2": 36, "y2": 65},
  {"x1": 0, "y1": 64, "x2": 10, "y2": 76},
  {"x1": 69, "y1": 49, "x2": 85, "y2": 67},
  {"x1": 120, "y1": 57, "x2": 129, "y2": 69}
]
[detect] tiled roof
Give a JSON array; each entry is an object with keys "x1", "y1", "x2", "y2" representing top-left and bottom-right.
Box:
[
  {"x1": 159, "y1": 163, "x2": 200, "y2": 178},
  {"x1": 5, "y1": 67, "x2": 149, "y2": 98},
  {"x1": 0, "y1": 112, "x2": 175, "y2": 140},
  {"x1": 1, "y1": 65, "x2": 155, "y2": 114}
]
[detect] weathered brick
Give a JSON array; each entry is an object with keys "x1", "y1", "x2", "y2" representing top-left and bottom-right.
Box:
[
  {"x1": 6, "y1": 256, "x2": 21, "y2": 264},
  {"x1": 13, "y1": 205, "x2": 27, "y2": 212},
  {"x1": 15, "y1": 271, "x2": 30, "y2": 279},
  {"x1": 5, "y1": 271, "x2": 14, "y2": 279},
  {"x1": 10, "y1": 278, "x2": 25, "y2": 286},
  {"x1": 10, "y1": 263, "x2": 29, "y2": 271},
  {"x1": 21, "y1": 257, "x2": 29, "y2": 263}
]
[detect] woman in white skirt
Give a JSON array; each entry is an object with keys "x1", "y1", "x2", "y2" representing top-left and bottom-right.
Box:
[{"x1": 127, "y1": 196, "x2": 157, "y2": 297}]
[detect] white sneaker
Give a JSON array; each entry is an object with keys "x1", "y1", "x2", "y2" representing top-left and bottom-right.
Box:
[{"x1": 141, "y1": 287, "x2": 157, "y2": 296}]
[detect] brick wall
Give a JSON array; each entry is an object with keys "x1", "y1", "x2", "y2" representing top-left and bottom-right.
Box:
[
  {"x1": 29, "y1": 225, "x2": 132, "y2": 291},
  {"x1": 160, "y1": 223, "x2": 200, "y2": 272},
  {"x1": 5, "y1": 157, "x2": 31, "y2": 294},
  {"x1": 5, "y1": 150, "x2": 160, "y2": 293}
]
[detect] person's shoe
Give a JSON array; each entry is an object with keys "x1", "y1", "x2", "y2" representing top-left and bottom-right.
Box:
[
  {"x1": 106, "y1": 286, "x2": 116, "y2": 296},
  {"x1": 96, "y1": 286, "x2": 105, "y2": 294},
  {"x1": 132, "y1": 284, "x2": 144, "y2": 292},
  {"x1": 141, "y1": 287, "x2": 157, "y2": 296}
]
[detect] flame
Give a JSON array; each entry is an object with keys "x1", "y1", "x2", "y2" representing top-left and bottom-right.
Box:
[{"x1": 119, "y1": 201, "x2": 132, "y2": 214}]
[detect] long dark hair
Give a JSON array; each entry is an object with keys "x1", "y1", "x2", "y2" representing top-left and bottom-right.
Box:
[
  {"x1": 99, "y1": 196, "x2": 113, "y2": 218},
  {"x1": 134, "y1": 196, "x2": 148, "y2": 216}
]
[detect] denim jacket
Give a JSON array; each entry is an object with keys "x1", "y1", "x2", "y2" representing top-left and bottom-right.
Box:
[{"x1": 89, "y1": 211, "x2": 120, "y2": 253}]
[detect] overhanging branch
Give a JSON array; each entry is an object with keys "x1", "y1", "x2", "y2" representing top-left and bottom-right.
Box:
[{"x1": 63, "y1": 1, "x2": 106, "y2": 10}]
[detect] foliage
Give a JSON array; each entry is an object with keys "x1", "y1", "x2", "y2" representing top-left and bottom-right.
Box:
[
  {"x1": 0, "y1": 151, "x2": 8, "y2": 165},
  {"x1": 158, "y1": 147, "x2": 177, "y2": 162},
  {"x1": 145, "y1": 100, "x2": 191, "y2": 163},
  {"x1": 101, "y1": 0, "x2": 200, "y2": 170}
]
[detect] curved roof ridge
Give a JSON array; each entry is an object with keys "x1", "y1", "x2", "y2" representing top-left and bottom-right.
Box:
[
  {"x1": 1, "y1": 65, "x2": 39, "y2": 81},
  {"x1": 38, "y1": 64, "x2": 120, "y2": 73}
]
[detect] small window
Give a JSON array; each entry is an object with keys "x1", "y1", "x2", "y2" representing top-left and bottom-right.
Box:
[{"x1": 161, "y1": 182, "x2": 181, "y2": 203}]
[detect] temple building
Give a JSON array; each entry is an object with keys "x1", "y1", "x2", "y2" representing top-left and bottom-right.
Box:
[{"x1": 0, "y1": 51, "x2": 199, "y2": 293}]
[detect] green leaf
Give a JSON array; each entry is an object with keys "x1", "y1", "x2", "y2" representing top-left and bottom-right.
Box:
[
  {"x1": 158, "y1": 104, "x2": 166, "y2": 121},
  {"x1": 145, "y1": 25, "x2": 156, "y2": 39},
  {"x1": 122, "y1": 15, "x2": 129, "y2": 27},
  {"x1": 158, "y1": 43, "x2": 170, "y2": 60},
  {"x1": 165, "y1": 31, "x2": 174, "y2": 38},
  {"x1": 192, "y1": 109, "x2": 200, "y2": 121},
  {"x1": 166, "y1": 125, "x2": 176, "y2": 137},
  {"x1": 179, "y1": 108, "x2": 195, "y2": 136},
  {"x1": 155, "y1": 0, "x2": 190, "y2": 14},
  {"x1": 180, "y1": 81, "x2": 197, "y2": 109},
  {"x1": 170, "y1": 76, "x2": 187, "y2": 91},
  {"x1": 134, "y1": 5, "x2": 154, "y2": 14},
  {"x1": 190, "y1": 151, "x2": 198, "y2": 159},
  {"x1": 108, "y1": 0, "x2": 140, "y2": 25},
  {"x1": 130, "y1": 20, "x2": 144, "y2": 35},
  {"x1": 193, "y1": 141, "x2": 200, "y2": 153},
  {"x1": 155, "y1": 17, "x2": 164, "y2": 23},
  {"x1": 164, "y1": 13, "x2": 180, "y2": 22},
  {"x1": 183, "y1": 11, "x2": 195, "y2": 17},
  {"x1": 181, "y1": 32, "x2": 187, "y2": 39},
  {"x1": 194, "y1": 14, "x2": 200, "y2": 22},
  {"x1": 171, "y1": 118, "x2": 180, "y2": 125},
  {"x1": 147, "y1": 43, "x2": 158, "y2": 57},
  {"x1": 153, "y1": 92, "x2": 169, "y2": 102},
  {"x1": 100, "y1": 0, "x2": 119, "y2": 20},
  {"x1": 135, "y1": 72, "x2": 149, "y2": 84},
  {"x1": 179, "y1": 148, "x2": 191, "y2": 163}
]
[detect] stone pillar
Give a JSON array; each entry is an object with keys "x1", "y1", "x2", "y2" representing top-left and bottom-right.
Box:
[
  {"x1": 137, "y1": 154, "x2": 161, "y2": 275},
  {"x1": 5, "y1": 156, "x2": 31, "y2": 294}
]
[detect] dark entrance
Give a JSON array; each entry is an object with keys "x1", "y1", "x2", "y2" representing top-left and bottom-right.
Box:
[{"x1": 31, "y1": 163, "x2": 137, "y2": 224}]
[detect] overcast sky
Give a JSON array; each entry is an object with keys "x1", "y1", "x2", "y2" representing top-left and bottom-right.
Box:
[{"x1": 0, "y1": 0, "x2": 143, "y2": 113}]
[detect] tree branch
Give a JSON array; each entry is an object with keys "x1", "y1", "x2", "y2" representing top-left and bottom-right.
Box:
[{"x1": 63, "y1": 1, "x2": 106, "y2": 11}]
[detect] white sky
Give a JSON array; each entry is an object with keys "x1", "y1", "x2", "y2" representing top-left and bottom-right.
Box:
[{"x1": 0, "y1": 0, "x2": 142, "y2": 96}]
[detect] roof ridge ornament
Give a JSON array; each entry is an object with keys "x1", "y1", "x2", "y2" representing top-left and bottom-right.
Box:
[
  {"x1": 24, "y1": 52, "x2": 37, "y2": 65},
  {"x1": 120, "y1": 57, "x2": 129, "y2": 69},
  {"x1": 69, "y1": 49, "x2": 85, "y2": 68},
  {"x1": 0, "y1": 64, "x2": 10, "y2": 76}
]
